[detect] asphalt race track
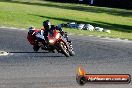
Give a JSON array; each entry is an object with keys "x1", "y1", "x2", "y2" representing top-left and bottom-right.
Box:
[{"x1": 0, "y1": 28, "x2": 132, "y2": 88}]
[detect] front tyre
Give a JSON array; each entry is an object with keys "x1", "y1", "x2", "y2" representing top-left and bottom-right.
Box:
[
  {"x1": 69, "y1": 50, "x2": 75, "y2": 56},
  {"x1": 59, "y1": 42, "x2": 70, "y2": 57},
  {"x1": 68, "y1": 44, "x2": 75, "y2": 56}
]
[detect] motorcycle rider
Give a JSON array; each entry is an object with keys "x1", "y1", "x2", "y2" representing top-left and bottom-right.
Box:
[
  {"x1": 42, "y1": 20, "x2": 71, "y2": 43},
  {"x1": 27, "y1": 26, "x2": 46, "y2": 52},
  {"x1": 42, "y1": 20, "x2": 51, "y2": 42},
  {"x1": 27, "y1": 26, "x2": 38, "y2": 45},
  {"x1": 27, "y1": 20, "x2": 71, "y2": 52},
  {"x1": 27, "y1": 20, "x2": 54, "y2": 52},
  {"x1": 42, "y1": 20, "x2": 66, "y2": 41}
]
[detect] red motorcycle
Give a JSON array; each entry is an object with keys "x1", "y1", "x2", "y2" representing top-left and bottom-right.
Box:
[
  {"x1": 27, "y1": 29, "x2": 75, "y2": 57},
  {"x1": 47, "y1": 29, "x2": 75, "y2": 57}
]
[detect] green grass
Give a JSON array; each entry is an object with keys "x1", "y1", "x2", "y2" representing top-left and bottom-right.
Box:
[{"x1": 0, "y1": 0, "x2": 132, "y2": 39}]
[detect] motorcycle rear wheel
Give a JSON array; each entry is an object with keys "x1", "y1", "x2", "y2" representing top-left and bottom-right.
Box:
[{"x1": 33, "y1": 45, "x2": 40, "y2": 52}]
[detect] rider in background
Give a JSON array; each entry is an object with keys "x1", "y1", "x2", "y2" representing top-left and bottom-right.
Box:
[
  {"x1": 27, "y1": 26, "x2": 46, "y2": 52},
  {"x1": 27, "y1": 26, "x2": 39, "y2": 45}
]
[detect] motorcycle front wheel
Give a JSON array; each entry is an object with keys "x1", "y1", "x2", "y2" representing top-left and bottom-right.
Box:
[
  {"x1": 59, "y1": 41, "x2": 70, "y2": 57},
  {"x1": 68, "y1": 44, "x2": 75, "y2": 56},
  {"x1": 69, "y1": 50, "x2": 75, "y2": 56}
]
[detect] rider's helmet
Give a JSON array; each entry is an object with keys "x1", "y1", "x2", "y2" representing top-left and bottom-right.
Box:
[
  {"x1": 43, "y1": 20, "x2": 51, "y2": 30},
  {"x1": 28, "y1": 26, "x2": 35, "y2": 35}
]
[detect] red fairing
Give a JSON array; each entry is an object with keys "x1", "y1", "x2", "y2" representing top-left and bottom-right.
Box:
[
  {"x1": 27, "y1": 34, "x2": 36, "y2": 45},
  {"x1": 53, "y1": 29, "x2": 57, "y2": 37},
  {"x1": 27, "y1": 29, "x2": 40, "y2": 45}
]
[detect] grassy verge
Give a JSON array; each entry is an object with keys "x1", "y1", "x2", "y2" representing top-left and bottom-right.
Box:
[{"x1": 0, "y1": 0, "x2": 132, "y2": 39}]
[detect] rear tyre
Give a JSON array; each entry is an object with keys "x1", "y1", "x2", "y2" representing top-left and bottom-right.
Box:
[{"x1": 33, "y1": 45, "x2": 40, "y2": 52}]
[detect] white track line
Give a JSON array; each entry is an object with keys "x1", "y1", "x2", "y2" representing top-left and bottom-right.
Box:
[{"x1": 0, "y1": 51, "x2": 9, "y2": 56}]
